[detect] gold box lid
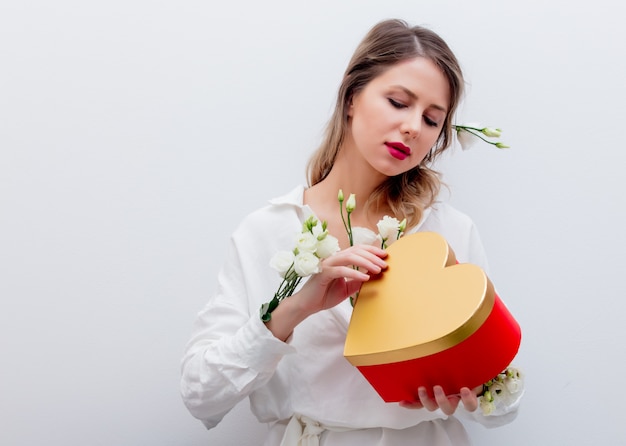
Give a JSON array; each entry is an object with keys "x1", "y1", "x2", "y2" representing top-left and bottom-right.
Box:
[{"x1": 344, "y1": 231, "x2": 495, "y2": 366}]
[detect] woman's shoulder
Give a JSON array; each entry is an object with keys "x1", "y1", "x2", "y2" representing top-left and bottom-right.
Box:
[
  {"x1": 420, "y1": 200, "x2": 477, "y2": 232},
  {"x1": 420, "y1": 201, "x2": 488, "y2": 268},
  {"x1": 241, "y1": 184, "x2": 304, "y2": 220}
]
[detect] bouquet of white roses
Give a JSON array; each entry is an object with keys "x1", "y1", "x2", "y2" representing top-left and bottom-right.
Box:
[
  {"x1": 260, "y1": 215, "x2": 340, "y2": 322},
  {"x1": 478, "y1": 366, "x2": 524, "y2": 415}
]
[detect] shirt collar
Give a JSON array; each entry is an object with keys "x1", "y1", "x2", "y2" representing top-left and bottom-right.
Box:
[
  {"x1": 268, "y1": 184, "x2": 434, "y2": 232},
  {"x1": 268, "y1": 184, "x2": 306, "y2": 206}
]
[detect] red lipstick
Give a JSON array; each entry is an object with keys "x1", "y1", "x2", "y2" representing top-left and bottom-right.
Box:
[{"x1": 385, "y1": 142, "x2": 411, "y2": 160}]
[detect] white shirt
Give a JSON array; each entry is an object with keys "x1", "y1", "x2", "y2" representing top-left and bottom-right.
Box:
[{"x1": 180, "y1": 185, "x2": 522, "y2": 445}]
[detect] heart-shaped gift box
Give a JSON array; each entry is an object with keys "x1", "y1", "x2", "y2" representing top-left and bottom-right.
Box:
[{"x1": 344, "y1": 231, "x2": 521, "y2": 402}]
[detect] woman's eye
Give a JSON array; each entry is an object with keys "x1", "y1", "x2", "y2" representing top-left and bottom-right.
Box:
[
  {"x1": 424, "y1": 116, "x2": 439, "y2": 128},
  {"x1": 388, "y1": 98, "x2": 406, "y2": 109}
]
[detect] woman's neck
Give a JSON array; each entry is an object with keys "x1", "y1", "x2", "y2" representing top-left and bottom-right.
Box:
[
  {"x1": 304, "y1": 163, "x2": 394, "y2": 235},
  {"x1": 320, "y1": 143, "x2": 386, "y2": 201}
]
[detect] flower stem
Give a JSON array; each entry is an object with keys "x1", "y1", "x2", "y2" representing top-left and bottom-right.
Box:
[
  {"x1": 346, "y1": 213, "x2": 354, "y2": 246},
  {"x1": 454, "y1": 125, "x2": 504, "y2": 148},
  {"x1": 339, "y1": 197, "x2": 358, "y2": 305},
  {"x1": 339, "y1": 201, "x2": 353, "y2": 246}
]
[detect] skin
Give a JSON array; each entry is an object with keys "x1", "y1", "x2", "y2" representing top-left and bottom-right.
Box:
[{"x1": 266, "y1": 56, "x2": 480, "y2": 414}]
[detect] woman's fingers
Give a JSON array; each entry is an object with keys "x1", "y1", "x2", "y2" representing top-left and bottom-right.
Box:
[
  {"x1": 433, "y1": 386, "x2": 461, "y2": 415},
  {"x1": 459, "y1": 387, "x2": 479, "y2": 412},
  {"x1": 398, "y1": 400, "x2": 424, "y2": 410},
  {"x1": 417, "y1": 387, "x2": 440, "y2": 412},
  {"x1": 415, "y1": 386, "x2": 462, "y2": 415},
  {"x1": 323, "y1": 245, "x2": 387, "y2": 274},
  {"x1": 294, "y1": 244, "x2": 388, "y2": 314}
]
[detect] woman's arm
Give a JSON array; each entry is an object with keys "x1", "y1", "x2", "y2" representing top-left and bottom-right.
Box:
[
  {"x1": 179, "y1": 235, "x2": 295, "y2": 428},
  {"x1": 180, "y1": 229, "x2": 388, "y2": 427}
]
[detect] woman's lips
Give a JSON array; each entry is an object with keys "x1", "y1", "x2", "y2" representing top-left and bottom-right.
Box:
[{"x1": 385, "y1": 142, "x2": 411, "y2": 160}]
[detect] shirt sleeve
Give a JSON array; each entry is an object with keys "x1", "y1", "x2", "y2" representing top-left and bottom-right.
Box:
[{"x1": 179, "y1": 233, "x2": 296, "y2": 429}]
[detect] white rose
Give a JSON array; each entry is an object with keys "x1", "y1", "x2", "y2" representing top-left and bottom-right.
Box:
[
  {"x1": 310, "y1": 222, "x2": 324, "y2": 238},
  {"x1": 506, "y1": 366, "x2": 523, "y2": 380},
  {"x1": 504, "y1": 376, "x2": 524, "y2": 394},
  {"x1": 377, "y1": 216, "x2": 402, "y2": 245},
  {"x1": 479, "y1": 397, "x2": 495, "y2": 416},
  {"x1": 295, "y1": 231, "x2": 318, "y2": 253},
  {"x1": 352, "y1": 226, "x2": 380, "y2": 246},
  {"x1": 503, "y1": 366, "x2": 524, "y2": 394},
  {"x1": 293, "y1": 251, "x2": 320, "y2": 277},
  {"x1": 269, "y1": 251, "x2": 295, "y2": 278},
  {"x1": 456, "y1": 123, "x2": 482, "y2": 151},
  {"x1": 487, "y1": 381, "x2": 507, "y2": 403},
  {"x1": 315, "y1": 234, "x2": 340, "y2": 259}
]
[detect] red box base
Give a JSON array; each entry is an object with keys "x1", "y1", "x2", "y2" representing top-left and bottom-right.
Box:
[{"x1": 355, "y1": 295, "x2": 521, "y2": 402}]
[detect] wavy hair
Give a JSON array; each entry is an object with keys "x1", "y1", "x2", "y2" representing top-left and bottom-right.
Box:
[{"x1": 306, "y1": 19, "x2": 464, "y2": 228}]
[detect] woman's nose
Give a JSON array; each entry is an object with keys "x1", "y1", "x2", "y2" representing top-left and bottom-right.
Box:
[{"x1": 401, "y1": 112, "x2": 421, "y2": 139}]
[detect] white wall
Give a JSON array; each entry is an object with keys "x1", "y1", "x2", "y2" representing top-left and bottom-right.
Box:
[{"x1": 2, "y1": 0, "x2": 625, "y2": 445}]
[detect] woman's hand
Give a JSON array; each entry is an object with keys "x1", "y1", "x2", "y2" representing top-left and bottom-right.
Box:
[
  {"x1": 297, "y1": 244, "x2": 388, "y2": 313},
  {"x1": 265, "y1": 245, "x2": 387, "y2": 341},
  {"x1": 399, "y1": 385, "x2": 482, "y2": 415}
]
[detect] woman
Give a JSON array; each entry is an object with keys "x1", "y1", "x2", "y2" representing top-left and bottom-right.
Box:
[{"x1": 181, "y1": 19, "x2": 522, "y2": 445}]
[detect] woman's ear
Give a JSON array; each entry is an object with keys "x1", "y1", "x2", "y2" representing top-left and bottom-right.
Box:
[{"x1": 347, "y1": 96, "x2": 355, "y2": 117}]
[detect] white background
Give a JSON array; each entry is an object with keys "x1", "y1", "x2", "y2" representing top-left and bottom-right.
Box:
[{"x1": 2, "y1": 0, "x2": 625, "y2": 445}]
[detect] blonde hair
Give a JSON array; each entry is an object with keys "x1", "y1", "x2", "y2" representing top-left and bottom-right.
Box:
[{"x1": 306, "y1": 19, "x2": 464, "y2": 228}]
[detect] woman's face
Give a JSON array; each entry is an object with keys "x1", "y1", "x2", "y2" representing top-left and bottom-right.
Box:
[{"x1": 346, "y1": 57, "x2": 450, "y2": 178}]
